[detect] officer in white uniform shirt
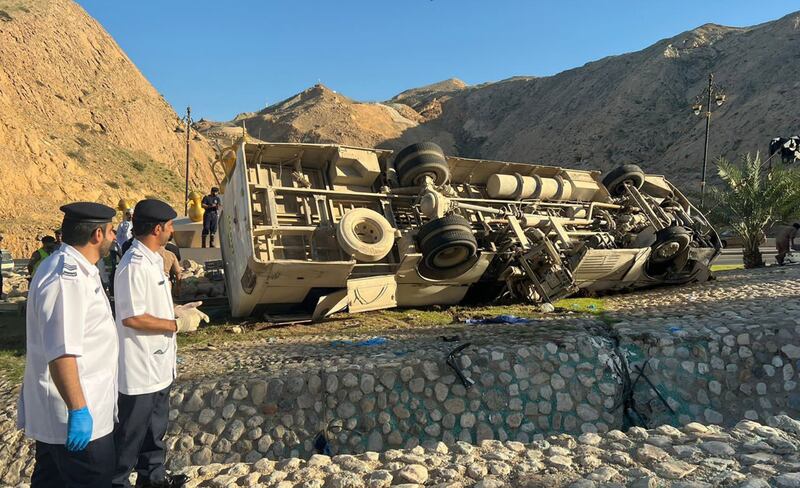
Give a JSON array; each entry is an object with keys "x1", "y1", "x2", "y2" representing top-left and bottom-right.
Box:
[
  {"x1": 17, "y1": 202, "x2": 117, "y2": 487},
  {"x1": 113, "y1": 199, "x2": 207, "y2": 488}
]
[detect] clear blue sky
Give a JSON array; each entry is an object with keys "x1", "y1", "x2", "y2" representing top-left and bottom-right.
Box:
[{"x1": 77, "y1": 0, "x2": 799, "y2": 121}]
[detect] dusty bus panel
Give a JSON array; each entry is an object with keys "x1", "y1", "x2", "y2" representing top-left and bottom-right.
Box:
[{"x1": 218, "y1": 141, "x2": 721, "y2": 319}]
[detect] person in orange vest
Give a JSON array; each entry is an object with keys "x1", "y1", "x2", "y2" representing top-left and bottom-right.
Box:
[{"x1": 28, "y1": 236, "x2": 59, "y2": 278}]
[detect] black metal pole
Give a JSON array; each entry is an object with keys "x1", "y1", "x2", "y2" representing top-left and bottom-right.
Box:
[
  {"x1": 184, "y1": 106, "x2": 191, "y2": 216},
  {"x1": 700, "y1": 74, "x2": 713, "y2": 208}
]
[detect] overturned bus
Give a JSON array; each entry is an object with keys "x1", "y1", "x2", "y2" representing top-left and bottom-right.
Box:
[{"x1": 216, "y1": 141, "x2": 721, "y2": 319}]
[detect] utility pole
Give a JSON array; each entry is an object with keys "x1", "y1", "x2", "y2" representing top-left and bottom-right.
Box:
[
  {"x1": 700, "y1": 74, "x2": 713, "y2": 208},
  {"x1": 184, "y1": 106, "x2": 191, "y2": 216}
]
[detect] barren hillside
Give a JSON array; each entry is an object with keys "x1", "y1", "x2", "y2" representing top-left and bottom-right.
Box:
[
  {"x1": 203, "y1": 84, "x2": 453, "y2": 152},
  {"x1": 207, "y1": 11, "x2": 800, "y2": 198},
  {"x1": 424, "y1": 15, "x2": 800, "y2": 189},
  {"x1": 0, "y1": 0, "x2": 215, "y2": 255}
]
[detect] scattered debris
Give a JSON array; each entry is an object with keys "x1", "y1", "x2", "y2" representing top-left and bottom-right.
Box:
[
  {"x1": 446, "y1": 343, "x2": 475, "y2": 389},
  {"x1": 330, "y1": 337, "x2": 389, "y2": 347},
  {"x1": 464, "y1": 314, "x2": 533, "y2": 325}
]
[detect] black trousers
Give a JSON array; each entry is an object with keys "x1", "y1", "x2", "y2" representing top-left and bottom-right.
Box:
[
  {"x1": 112, "y1": 384, "x2": 171, "y2": 488},
  {"x1": 201, "y1": 212, "x2": 218, "y2": 236},
  {"x1": 32, "y1": 433, "x2": 114, "y2": 488}
]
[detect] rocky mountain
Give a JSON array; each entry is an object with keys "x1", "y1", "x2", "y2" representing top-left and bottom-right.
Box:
[
  {"x1": 0, "y1": 0, "x2": 216, "y2": 255},
  {"x1": 205, "y1": 11, "x2": 800, "y2": 199},
  {"x1": 203, "y1": 84, "x2": 450, "y2": 150}
]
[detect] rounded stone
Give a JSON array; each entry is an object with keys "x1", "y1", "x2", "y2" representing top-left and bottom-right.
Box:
[
  {"x1": 198, "y1": 408, "x2": 215, "y2": 425},
  {"x1": 380, "y1": 372, "x2": 396, "y2": 389},
  {"x1": 222, "y1": 404, "x2": 236, "y2": 420},
  {"x1": 444, "y1": 398, "x2": 466, "y2": 415},
  {"x1": 556, "y1": 393, "x2": 574, "y2": 412},
  {"x1": 231, "y1": 384, "x2": 248, "y2": 401},
  {"x1": 396, "y1": 464, "x2": 428, "y2": 484},
  {"x1": 342, "y1": 373, "x2": 359, "y2": 388},
  {"x1": 250, "y1": 380, "x2": 268, "y2": 404},
  {"x1": 360, "y1": 374, "x2": 375, "y2": 394},
  {"x1": 577, "y1": 404, "x2": 599, "y2": 421}
]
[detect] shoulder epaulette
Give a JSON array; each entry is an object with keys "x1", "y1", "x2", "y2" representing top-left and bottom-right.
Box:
[{"x1": 59, "y1": 255, "x2": 79, "y2": 280}]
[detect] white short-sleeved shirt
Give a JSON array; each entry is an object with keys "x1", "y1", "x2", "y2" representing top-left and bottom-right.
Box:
[
  {"x1": 116, "y1": 220, "x2": 132, "y2": 248},
  {"x1": 17, "y1": 244, "x2": 118, "y2": 444},
  {"x1": 114, "y1": 239, "x2": 176, "y2": 395}
]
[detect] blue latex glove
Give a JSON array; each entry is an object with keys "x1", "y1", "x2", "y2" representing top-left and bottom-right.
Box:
[{"x1": 66, "y1": 406, "x2": 93, "y2": 452}]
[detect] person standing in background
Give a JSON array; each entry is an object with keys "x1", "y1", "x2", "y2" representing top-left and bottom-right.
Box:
[
  {"x1": 200, "y1": 187, "x2": 221, "y2": 248},
  {"x1": 28, "y1": 236, "x2": 59, "y2": 278},
  {"x1": 116, "y1": 208, "x2": 134, "y2": 256},
  {"x1": 157, "y1": 245, "x2": 182, "y2": 298},
  {"x1": 775, "y1": 223, "x2": 800, "y2": 265}
]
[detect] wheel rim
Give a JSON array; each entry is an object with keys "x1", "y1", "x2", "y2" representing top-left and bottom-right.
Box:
[
  {"x1": 431, "y1": 245, "x2": 471, "y2": 268},
  {"x1": 655, "y1": 241, "x2": 681, "y2": 259},
  {"x1": 651, "y1": 234, "x2": 691, "y2": 263},
  {"x1": 352, "y1": 219, "x2": 381, "y2": 244}
]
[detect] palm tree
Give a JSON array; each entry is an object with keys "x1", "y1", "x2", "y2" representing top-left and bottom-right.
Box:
[{"x1": 707, "y1": 152, "x2": 800, "y2": 268}]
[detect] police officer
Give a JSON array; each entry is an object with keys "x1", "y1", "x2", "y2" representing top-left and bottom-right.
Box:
[
  {"x1": 200, "y1": 187, "x2": 221, "y2": 248},
  {"x1": 113, "y1": 199, "x2": 207, "y2": 488},
  {"x1": 17, "y1": 202, "x2": 118, "y2": 487}
]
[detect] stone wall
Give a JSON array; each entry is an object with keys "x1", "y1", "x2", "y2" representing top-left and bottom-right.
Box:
[
  {"x1": 3, "y1": 316, "x2": 799, "y2": 485},
  {"x1": 165, "y1": 333, "x2": 624, "y2": 471},
  {"x1": 162, "y1": 321, "x2": 800, "y2": 472}
]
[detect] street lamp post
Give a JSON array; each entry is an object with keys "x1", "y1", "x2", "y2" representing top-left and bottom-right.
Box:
[
  {"x1": 184, "y1": 106, "x2": 191, "y2": 217},
  {"x1": 693, "y1": 73, "x2": 726, "y2": 208}
]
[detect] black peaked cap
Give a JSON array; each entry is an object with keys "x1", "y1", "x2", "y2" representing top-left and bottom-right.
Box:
[
  {"x1": 60, "y1": 202, "x2": 116, "y2": 224},
  {"x1": 133, "y1": 199, "x2": 177, "y2": 223}
]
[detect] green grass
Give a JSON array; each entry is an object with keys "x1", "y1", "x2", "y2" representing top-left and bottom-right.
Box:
[
  {"x1": 553, "y1": 297, "x2": 606, "y2": 314},
  {"x1": 711, "y1": 264, "x2": 744, "y2": 272},
  {"x1": 0, "y1": 297, "x2": 607, "y2": 381},
  {"x1": 0, "y1": 315, "x2": 26, "y2": 383},
  {"x1": 176, "y1": 308, "x2": 461, "y2": 350},
  {"x1": 0, "y1": 350, "x2": 25, "y2": 383}
]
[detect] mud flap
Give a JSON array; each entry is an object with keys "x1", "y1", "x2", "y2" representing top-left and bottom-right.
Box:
[
  {"x1": 310, "y1": 276, "x2": 399, "y2": 322},
  {"x1": 311, "y1": 289, "x2": 348, "y2": 322}
]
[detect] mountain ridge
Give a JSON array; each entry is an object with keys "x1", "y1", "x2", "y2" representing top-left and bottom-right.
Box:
[{"x1": 203, "y1": 9, "x2": 800, "y2": 199}]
